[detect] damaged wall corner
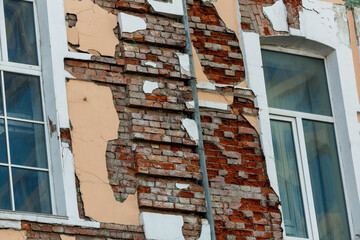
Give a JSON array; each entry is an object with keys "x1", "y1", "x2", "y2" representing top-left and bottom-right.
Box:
[
  {"x1": 64, "y1": 0, "x2": 118, "y2": 56},
  {"x1": 66, "y1": 80, "x2": 140, "y2": 225},
  {"x1": 263, "y1": 0, "x2": 289, "y2": 32},
  {"x1": 242, "y1": 113, "x2": 260, "y2": 133}
]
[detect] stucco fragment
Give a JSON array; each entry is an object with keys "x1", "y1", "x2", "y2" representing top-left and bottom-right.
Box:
[
  {"x1": 263, "y1": 0, "x2": 289, "y2": 32},
  {"x1": 64, "y1": 0, "x2": 118, "y2": 56},
  {"x1": 242, "y1": 114, "x2": 259, "y2": 133},
  {"x1": 143, "y1": 80, "x2": 159, "y2": 94},
  {"x1": 0, "y1": 230, "x2": 26, "y2": 240},
  {"x1": 60, "y1": 235, "x2": 76, "y2": 240},
  {"x1": 198, "y1": 219, "x2": 211, "y2": 240},
  {"x1": 181, "y1": 118, "x2": 199, "y2": 144},
  {"x1": 67, "y1": 80, "x2": 140, "y2": 225},
  {"x1": 118, "y1": 13, "x2": 147, "y2": 34},
  {"x1": 140, "y1": 212, "x2": 185, "y2": 240},
  {"x1": 176, "y1": 53, "x2": 191, "y2": 76},
  {"x1": 145, "y1": 61, "x2": 157, "y2": 68},
  {"x1": 147, "y1": 0, "x2": 184, "y2": 17},
  {"x1": 176, "y1": 183, "x2": 190, "y2": 189}
]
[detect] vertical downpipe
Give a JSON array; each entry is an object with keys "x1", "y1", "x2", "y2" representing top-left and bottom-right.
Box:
[{"x1": 181, "y1": 0, "x2": 216, "y2": 239}]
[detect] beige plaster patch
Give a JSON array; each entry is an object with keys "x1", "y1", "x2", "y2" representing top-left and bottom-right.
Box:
[
  {"x1": 320, "y1": 0, "x2": 344, "y2": 4},
  {"x1": 64, "y1": 0, "x2": 118, "y2": 56},
  {"x1": 67, "y1": 24, "x2": 79, "y2": 46},
  {"x1": 214, "y1": 0, "x2": 241, "y2": 45},
  {"x1": 0, "y1": 229, "x2": 26, "y2": 240},
  {"x1": 235, "y1": 79, "x2": 248, "y2": 88},
  {"x1": 198, "y1": 91, "x2": 234, "y2": 105},
  {"x1": 193, "y1": 45, "x2": 212, "y2": 84},
  {"x1": 60, "y1": 235, "x2": 76, "y2": 240},
  {"x1": 67, "y1": 80, "x2": 140, "y2": 225},
  {"x1": 242, "y1": 114, "x2": 259, "y2": 133}
]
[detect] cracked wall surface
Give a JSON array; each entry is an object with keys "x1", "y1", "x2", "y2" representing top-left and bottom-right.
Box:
[{"x1": 66, "y1": 79, "x2": 140, "y2": 225}]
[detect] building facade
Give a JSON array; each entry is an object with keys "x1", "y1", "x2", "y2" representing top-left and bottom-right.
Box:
[{"x1": 0, "y1": 0, "x2": 359, "y2": 239}]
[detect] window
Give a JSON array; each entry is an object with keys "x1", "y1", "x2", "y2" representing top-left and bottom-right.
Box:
[
  {"x1": 262, "y1": 49, "x2": 351, "y2": 239},
  {"x1": 0, "y1": 0, "x2": 53, "y2": 214}
]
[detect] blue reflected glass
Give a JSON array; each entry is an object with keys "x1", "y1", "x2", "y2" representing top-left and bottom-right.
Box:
[
  {"x1": 12, "y1": 168, "x2": 51, "y2": 214},
  {"x1": 303, "y1": 120, "x2": 350, "y2": 240},
  {"x1": 270, "y1": 120, "x2": 308, "y2": 238},
  {"x1": 0, "y1": 120, "x2": 7, "y2": 164},
  {"x1": 5, "y1": 72, "x2": 43, "y2": 121},
  {"x1": 262, "y1": 50, "x2": 332, "y2": 116},
  {"x1": 4, "y1": 0, "x2": 38, "y2": 65},
  {"x1": 0, "y1": 166, "x2": 11, "y2": 210},
  {"x1": 8, "y1": 120, "x2": 47, "y2": 168}
]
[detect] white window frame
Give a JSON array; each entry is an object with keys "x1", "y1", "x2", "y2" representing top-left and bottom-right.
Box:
[
  {"x1": 238, "y1": 30, "x2": 360, "y2": 239},
  {"x1": 0, "y1": 0, "x2": 98, "y2": 228}
]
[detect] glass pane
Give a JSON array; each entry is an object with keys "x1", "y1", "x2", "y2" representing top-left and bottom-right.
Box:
[
  {"x1": 4, "y1": 0, "x2": 38, "y2": 65},
  {"x1": 0, "y1": 119, "x2": 7, "y2": 164},
  {"x1": 0, "y1": 166, "x2": 11, "y2": 210},
  {"x1": 262, "y1": 50, "x2": 332, "y2": 116},
  {"x1": 5, "y1": 72, "x2": 43, "y2": 121},
  {"x1": 8, "y1": 120, "x2": 47, "y2": 168},
  {"x1": 303, "y1": 120, "x2": 350, "y2": 240},
  {"x1": 270, "y1": 120, "x2": 308, "y2": 238},
  {"x1": 12, "y1": 168, "x2": 51, "y2": 214}
]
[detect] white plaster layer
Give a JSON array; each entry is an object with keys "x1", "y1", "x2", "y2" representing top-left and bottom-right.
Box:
[
  {"x1": 176, "y1": 183, "x2": 190, "y2": 189},
  {"x1": 263, "y1": 0, "x2": 288, "y2": 32},
  {"x1": 181, "y1": 118, "x2": 199, "y2": 144},
  {"x1": 0, "y1": 220, "x2": 21, "y2": 229},
  {"x1": 145, "y1": 61, "x2": 157, "y2": 68},
  {"x1": 197, "y1": 82, "x2": 216, "y2": 90},
  {"x1": 143, "y1": 81, "x2": 159, "y2": 94},
  {"x1": 118, "y1": 13, "x2": 147, "y2": 34},
  {"x1": 147, "y1": 0, "x2": 184, "y2": 17},
  {"x1": 185, "y1": 100, "x2": 229, "y2": 111},
  {"x1": 198, "y1": 219, "x2": 211, "y2": 240},
  {"x1": 140, "y1": 212, "x2": 185, "y2": 240},
  {"x1": 176, "y1": 53, "x2": 191, "y2": 76}
]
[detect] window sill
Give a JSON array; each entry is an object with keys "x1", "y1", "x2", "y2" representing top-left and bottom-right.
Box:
[{"x1": 0, "y1": 211, "x2": 100, "y2": 229}]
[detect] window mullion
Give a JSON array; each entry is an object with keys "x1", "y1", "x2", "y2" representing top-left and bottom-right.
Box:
[
  {"x1": 295, "y1": 117, "x2": 320, "y2": 240},
  {"x1": 0, "y1": 0, "x2": 8, "y2": 62},
  {"x1": 1, "y1": 71, "x2": 14, "y2": 211}
]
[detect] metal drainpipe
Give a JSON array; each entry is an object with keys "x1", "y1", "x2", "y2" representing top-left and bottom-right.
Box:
[{"x1": 181, "y1": 0, "x2": 216, "y2": 239}]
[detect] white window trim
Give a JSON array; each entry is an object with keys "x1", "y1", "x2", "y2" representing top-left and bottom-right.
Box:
[
  {"x1": 239, "y1": 32, "x2": 360, "y2": 240},
  {"x1": 0, "y1": 0, "x2": 99, "y2": 229}
]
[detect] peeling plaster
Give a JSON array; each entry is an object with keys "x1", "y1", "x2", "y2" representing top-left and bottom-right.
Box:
[
  {"x1": 147, "y1": 0, "x2": 184, "y2": 17},
  {"x1": 242, "y1": 114, "x2": 259, "y2": 133},
  {"x1": 143, "y1": 80, "x2": 159, "y2": 94},
  {"x1": 176, "y1": 183, "x2": 190, "y2": 189},
  {"x1": 181, "y1": 118, "x2": 199, "y2": 144},
  {"x1": 118, "y1": 13, "x2": 147, "y2": 34},
  {"x1": 213, "y1": 0, "x2": 241, "y2": 43},
  {"x1": 192, "y1": 45, "x2": 216, "y2": 90},
  {"x1": 176, "y1": 53, "x2": 191, "y2": 76},
  {"x1": 263, "y1": 0, "x2": 289, "y2": 32},
  {"x1": 198, "y1": 219, "x2": 211, "y2": 240},
  {"x1": 67, "y1": 80, "x2": 140, "y2": 225},
  {"x1": 64, "y1": 0, "x2": 118, "y2": 56},
  {"x1": 140, "y1": 212, "x2": 185, "y2": 240},
  {"x1": 198, "y1": 91, "x2": 234, "y2": 106},
  {"x1": 60, "y1": 235, "x2": 76, "y2": 240},
  {"x1": 0, "y1": 230, "x2": 26, "y2": 240}
]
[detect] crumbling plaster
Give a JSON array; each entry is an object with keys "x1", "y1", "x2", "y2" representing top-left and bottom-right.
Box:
[
  {"x1": 263, "y1": 0, "x2": 289, "y2": 32},
  {"x1": 64, "y1": 0, "x2": 118, "y2": 56},
  {"x1": 66, "y1": 80, "x2": 140, "y2": 225},
  {"x1": 0, "y1": 229, "x2": 26, "y2": 240},
  {"x1": 118, "y1": 13, "x2": 147, "y2": 34},
  {"x1": 147, "y1": 0, "x2": 184, "y2": 17}
]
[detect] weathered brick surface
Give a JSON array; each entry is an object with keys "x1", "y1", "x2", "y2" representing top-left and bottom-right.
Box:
[
  {"x1": 200, "y1": 93, "x2": 282, "y2": 239},
  {"x1": 13, "y1": 0, "x2": 285, "y2": 239},
  {"x1": 239, "y1": 0, "x2": 302, "y2": 35},
  {"x1": 188, "y1": 0, "x2": 246, "y2": 85}
]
